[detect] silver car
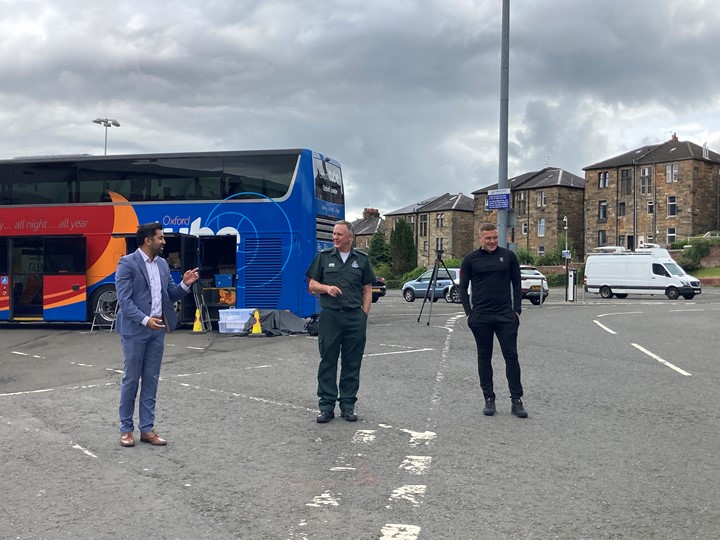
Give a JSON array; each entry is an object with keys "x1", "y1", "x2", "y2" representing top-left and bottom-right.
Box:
[{"x1": 401, "y1": 268, "x2": 460, "y2": 302}]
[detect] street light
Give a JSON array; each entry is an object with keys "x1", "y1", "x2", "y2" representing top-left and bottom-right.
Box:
[{"x1": 92, "y1": 118, "x2": 120, "y2": 155}]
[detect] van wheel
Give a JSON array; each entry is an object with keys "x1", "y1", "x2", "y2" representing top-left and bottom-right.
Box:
[
  {"x1": 599, "y1": 286, "x2": 613, "y2": 299},
  {"x1": 403, "y1": 289, "x2": 416, "y2": 302},
  {"x1": 682, "y1": 293, "x2": 695, "y2": 300},
  {"x1": 666, "y1": 287, "x2": 680, "y2": 300},
  {"x1": 614, "y1": 294, "x2": 628, "y2": 299}
]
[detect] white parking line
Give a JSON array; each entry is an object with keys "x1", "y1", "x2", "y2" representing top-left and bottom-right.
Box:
[
  {"x1": 593, "y1": 320, "x2": 617, "y2": 334},
  {"x1": 631, "y1": 343, "x2": 692, "y2": 376}
]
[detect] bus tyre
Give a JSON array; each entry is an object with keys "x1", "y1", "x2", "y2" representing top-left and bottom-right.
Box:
[
  {"x1": 90, "y1": 286, "x2": 118, "y2": 324},
  {"x1": 599, "y1": 286, "x2": 613, "y2": 299},
  {"x1": 666, "y1": 287, "x2": 680, "y2": 300}
]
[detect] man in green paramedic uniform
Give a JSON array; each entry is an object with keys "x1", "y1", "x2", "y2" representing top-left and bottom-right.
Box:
[{"x1": 306, "y1": 220, "x2": 375, "y2": 423}]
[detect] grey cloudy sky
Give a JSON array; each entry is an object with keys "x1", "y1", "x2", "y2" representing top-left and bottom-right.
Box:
[{"x1": 1, "y1": 0, "x2": 719, "y2": 220}]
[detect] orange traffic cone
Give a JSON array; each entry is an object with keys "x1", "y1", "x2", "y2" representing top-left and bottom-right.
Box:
[
  {"x1": 250, "y1": 309, "x2": 263, "y2": 335},
  {"x1": 192, "y1": 308, "x2": 203, "y2": 332}
]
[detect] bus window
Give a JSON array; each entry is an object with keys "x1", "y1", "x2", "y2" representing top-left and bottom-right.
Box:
[
  {"x1": 8, "y1": 163, "x2": 76, "y2": 204},
  {"x1": 44, "y1": 237, "x2": 85, "y2": 274},
  {"x1": 148, "y1": 157, "x2": 223, "y2": 201},
  {"x1": 77, "y1": 159, "x2": 149, "y2": 202},
  {"x1": 222, "y1": 154, "x2": 297, "y2": 199}
]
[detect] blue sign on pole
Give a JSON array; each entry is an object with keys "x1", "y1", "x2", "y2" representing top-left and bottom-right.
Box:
[{"x1": 487, "y1": 188, "x2": 511, "y2": 210}]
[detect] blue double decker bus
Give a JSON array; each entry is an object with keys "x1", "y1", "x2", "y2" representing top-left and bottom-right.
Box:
[{"x1": 0, "y1": 148, "x2": 344, "y2": 323}]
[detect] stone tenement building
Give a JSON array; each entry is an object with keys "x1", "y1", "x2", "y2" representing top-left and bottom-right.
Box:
[
  {"x1": 384, "y1": 193, "x2": 474, "y2": 267},
  {"x1": 351, "y1": 208, "x2": 385, "y2": 250},
  {"x1": 473, "y1": 167, "x2": 586, "y2": 259},
  {"x1": 583, "y1": 134, "x2": 720, "y2": 252}
]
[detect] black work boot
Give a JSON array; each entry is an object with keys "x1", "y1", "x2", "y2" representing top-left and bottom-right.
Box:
[
  {"x1": 511, "y1": 398, "x2": 528, "y2": 418},
  {"x1": 483, "y1": 398, "x2": 496, "y2": 416}
]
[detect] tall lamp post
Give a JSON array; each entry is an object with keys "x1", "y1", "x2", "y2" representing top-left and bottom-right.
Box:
[
  {"x1": 563, "y1": 215, "x2": 569, "y2": 301},
  {"x1": 92, "y1": 118, "x2": 120, "y2": 155}
]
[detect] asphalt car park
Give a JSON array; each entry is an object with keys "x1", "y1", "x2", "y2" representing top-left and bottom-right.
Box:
[{"x1": 3, "y1": 288, "x2": 720, "y2": 539}]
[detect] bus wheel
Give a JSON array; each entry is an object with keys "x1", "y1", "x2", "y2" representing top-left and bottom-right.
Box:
[
  {"x1": 666, "y1": 287, "x2": 680, "y2": 300},
  {"x1": 599, "y1": 286, "x2": 613, "y2": 299},
  {"x1": 90, "y1": 286, "x2": 118, "y2": 324}
]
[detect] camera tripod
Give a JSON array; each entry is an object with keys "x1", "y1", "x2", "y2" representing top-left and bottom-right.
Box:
[{"x1": 417, "y1": 249, "x2": 460, "y2": 325}]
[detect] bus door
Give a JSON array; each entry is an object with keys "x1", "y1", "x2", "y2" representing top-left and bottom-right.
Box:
[
  {"x1": 8, "y1": 237, "x2": 44, "y2": 320},
  {"x1": 0, "y1": 238, "x2": 9, "y2": 321},
  {"x1": 43, "y1": 236, "x2": 87, "y2": 321}
]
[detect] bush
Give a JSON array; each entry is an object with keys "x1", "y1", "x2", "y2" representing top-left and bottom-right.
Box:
[{"x1": 677, "y1": 241, "x2": 710, "y2": 271}]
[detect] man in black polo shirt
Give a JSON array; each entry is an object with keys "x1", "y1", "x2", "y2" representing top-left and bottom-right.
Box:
[
  {"x1": 306, "y1": 220, "x2": 375, "y2": 423},
  {"x1": 459, "y1": 222, "x2": 528, "y2": 418}
]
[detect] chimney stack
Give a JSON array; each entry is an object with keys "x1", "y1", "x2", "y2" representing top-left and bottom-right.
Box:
[
  {"x1": 671, "y1": 132, "x2": 678, "y2": 141},
  {"x1": 362, "y1": 208, "x2": 380, "y2": 219}
]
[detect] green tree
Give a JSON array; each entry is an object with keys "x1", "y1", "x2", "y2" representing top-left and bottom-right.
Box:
[
  {"x1": 368, "y1": 230, "x2": 391, "y2": 268},
  {"x1": 390, "y1": 219, "x2": 417, "y2": 276}
]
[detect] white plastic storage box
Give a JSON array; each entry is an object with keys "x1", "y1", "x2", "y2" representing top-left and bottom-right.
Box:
[{"x1": 218, "y1": 308, "x2": 254, "y2": 333}]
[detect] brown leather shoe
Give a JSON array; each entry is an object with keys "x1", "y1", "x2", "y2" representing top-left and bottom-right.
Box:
[
  {"x1": 120, "y1": 432, "x2": 135, "y2": 447},
  {"x1": 140, "y1": 430, "x2": 167, "y2": 446}
]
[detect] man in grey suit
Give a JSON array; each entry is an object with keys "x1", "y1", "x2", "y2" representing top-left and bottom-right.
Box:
[{"x1": 116, "y1": 222, "x2": 199, "y2": 447}]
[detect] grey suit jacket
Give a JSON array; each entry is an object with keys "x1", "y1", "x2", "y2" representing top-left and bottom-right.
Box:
[{"x1": 115, "y1": 250, "x2": 188, "y2": 336}]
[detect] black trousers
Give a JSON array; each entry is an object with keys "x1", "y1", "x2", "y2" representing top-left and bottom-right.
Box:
[
  {"x1": 467, "y1": 310, "x2": 523, "y2": 400},
  {"x1": 317, "y1": 308, "x2": 368, "y2": 412}
]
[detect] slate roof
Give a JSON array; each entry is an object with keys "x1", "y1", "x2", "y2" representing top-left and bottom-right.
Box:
[
  {"x1": 352, "y1": 216, "x2": 384, "y2": 236},
  {"x1": 472, "y1": 167, "x2": 585, "y2": 194},
  {"x1": 584, "y1": 139, "x2": 720, "y2": 170},
  {"x1": 385, "y1": 193, "x2": 473, "y2": 216}
]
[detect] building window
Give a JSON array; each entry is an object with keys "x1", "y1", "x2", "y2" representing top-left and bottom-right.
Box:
[
  {"x1": 516, "y1": 192, "x2": 526, "y2": 216},
  {"x1": 419, "y1": 214, "x2": 428, "y2": 236},
  {"x1": 648, "y1": 201, "x2": 654, "y2": 214},
  {"x1": 483, "y1": 196, "x2": 489, "y2": 211},
  {"x1": 667, "y1": 195, "x2": 677, "y2": 216},
  {"x1": 436, "y1": 213, "x2": 445, "y2": 228},
  {"x1": 598, "y1": 200, "x2": 607, "y2": 221},
  {"x1": 423, "y1": 240, "x2": 428, "y2": 253},
  {"x1": 665, "y1": 163, "x2": 678, "y2": 183},
  {"x1": 640, "y1": 167, "x2": 652, "y2": 195},
  {"x1": 536, "y1": 191, "x2": 546, "y2": 207},
  {"x1": 598, "y1": 230, "x2": 607, "y2": 246},
  {"x1": 537, "y1": 218, "x2": 545, "y2": 237},
  {"x1": 618, "y1": 235, "x2": 625, "y2": 247},
  {"x1": 537, "y1": 245, "x2": 545, "y2": 256},
  {"x1": 619, "y1": 202, "x2": 626, "y2": 216},
  {"x1": 667, "y1": 227, "x2": 676, "y2": 244},
  {"x1": 435, "y1": 237, "x2": 444, "y2": 252},
  {"x1": 598, "y1": 171, "x2": 609, "y2": 189},
  {"x1": 521, "y1": 222, "x2": 528, "y2": 235},
  {"x1": 620, "y1": 169, "x2": 632, "y2": 195}
]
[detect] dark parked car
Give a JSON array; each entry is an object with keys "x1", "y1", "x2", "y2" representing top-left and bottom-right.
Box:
[{"x1": 372, "y1": 277, "x2": 387, "y2": 303}]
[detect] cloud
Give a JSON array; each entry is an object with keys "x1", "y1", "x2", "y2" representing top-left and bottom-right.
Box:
[{"x1": 1, "y1": 0, "x2": 719, "y2": 221}]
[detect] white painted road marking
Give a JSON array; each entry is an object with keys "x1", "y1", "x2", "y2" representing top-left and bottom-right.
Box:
[
  {"x1": 380, "y1": 524, "x2": 422, "y2": 539},
  {"x1": 364, "y1": 348, "x2": 433, "y2": 357},
  {"x1": 399, "y1": 456, "x2": 432, "y2": 475},
  {"x1": 593, "y1": 320, "x2": 617, "y2": 334},
  {"x1": 631, "y1": 343, "x2": 692, "y2": 376},
  {"x1": 351, "y1": 430, "x2": 377, "y2": 443},
  {"x1": 387, "y1": 485, "x2": 426, "y2": 507},
  {"x1": 399, "y1": 429, "x2": 436, "y2": 447},
  {"x1": 306, "y1": 491, "x2": 340, "y2": 507}
]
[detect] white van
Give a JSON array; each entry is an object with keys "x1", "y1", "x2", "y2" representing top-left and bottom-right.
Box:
[{"x1": 584, "y1": 248, "x2": 701, "y2": 300}]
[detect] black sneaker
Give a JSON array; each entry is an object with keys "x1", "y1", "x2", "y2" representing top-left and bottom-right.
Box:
[
  {"x1": 341, "y1": 410, "x2": 358, "y2": 422},
  {"x1": 483, "y1": 398, "x2": 496, "y2": 416},
  {"x1": 511, "y1": 399, "x2": 528, "y2": 418},
  {"x1": 316, "y1": 410, "x2": 334, "y2": 423}
]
